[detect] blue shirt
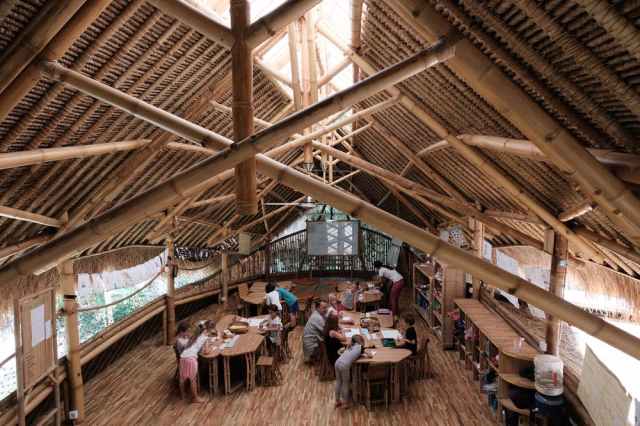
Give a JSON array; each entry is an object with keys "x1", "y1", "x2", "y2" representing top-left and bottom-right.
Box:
[{"x1": 277, "y1": 287, "x2": 297, "y2": 306}]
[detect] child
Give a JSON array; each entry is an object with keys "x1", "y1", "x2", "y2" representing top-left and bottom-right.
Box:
[
  {"x1": 265, "y1": 282, "x2": 283, "y2": 311},
  {"x1": 277, "y1": 284, "x2": 299, "y2": 326},
  {"x1": 335, "y1": 335, "x2": 371, "y2": 408},
  {"x1": 178, "y1": 326, "x2": 209, "y2": 403},
  {"x1": 341, "y1": 282, "x2": 357, "y2": 311},
  {"x1": 327, "y1": 293, "x2": 344, "y2": 317},
  {"x1": 396, "y1": 313, "x2": 418, "y2": 354},
  {"x1": 175, "y1": 321, "x2": 191, "y2": 354},
  {"x1": 261, "y1": 304, "x2": 283, "y2": 351}
]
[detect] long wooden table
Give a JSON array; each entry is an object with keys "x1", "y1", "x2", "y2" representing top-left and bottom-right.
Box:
[
  {"x1": 337, "y1": 311, "x2": 412, "y2": 404},
  {"x1": 199, "y1": 315, "x2": 266, "y2": 396}
]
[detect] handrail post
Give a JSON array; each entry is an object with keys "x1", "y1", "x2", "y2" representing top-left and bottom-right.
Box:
[
  {"x1": 59, "y1": 260, "x2": 85, "y2": 422},
  {"x1": 221, "y1": 251, "x2": 229, "y2": 306}
]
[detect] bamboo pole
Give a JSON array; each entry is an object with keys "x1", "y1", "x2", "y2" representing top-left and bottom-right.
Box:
[
  {"x1": 0, "y1": 0, "x2": 112, "y2": 123},
  {"x1": 391, "y1": 0, "x2": 640, "y2": 247},
  {"x1": 0, "y1": 235, "x2": 52, "y2": 261},
  {"x1": 0, "y1": 205, "x2": 63, "y2": 228},
  {"x1": 318, "y1": 23, "x2": 603, "y2": 262},
  {"x1": 165, "y1": 239, "x2": 176, "y2": 346},
  {"x1": 221, "y1": 251, "x2": 229, "y2": 304},
  {"x1": 0, "y1": 139, "x2": 151, "y2": 170},
  {"x1": 546, "y1": 233, "x2": 568, "y2": 355},
  {"x1": 5, "y1": 66, "x2": 640, "y2": 361},
  {"x1": 59, "y1": 260, "x2": 85, "y2": 422},
  {"x1": 416, "y1": 140, "x2": 449, "y2": 157},
  {"x1": 288, "y1": 22, "x2": 303, "y2": 111},
  {"x1": 231, "y1": 0, "x2": 257, "y2": 216},
  {"x1": 318, "y1": 56, "x2": 351, "y2": 87},
  {"x1": 482, "y1": 209, "x2": 544, "y2": 226},
  {"x1": 246, "y1": 0, "x2": 321, "y2": 49},
  {"x1": 147, "y1": 0, "x2": 233, "y2": 47},
  {"x1": 0, "y1": 0, "x2": 87, "y2": 97},
  {"x1": 558, "y1": 201, "x2": 594, "y2": 222},
  {"x1": 188, "y1": 194, "x2": 236, "y2": 209}
]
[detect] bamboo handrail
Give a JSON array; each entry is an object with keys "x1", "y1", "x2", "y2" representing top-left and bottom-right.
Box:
[
  {"x1": 0, "y1": 139, "x2": 151, "y2": 170},
  {"x1": 391, "y1": 0, "x2": 640, "y2": 248},
  {"x1": 246, "y1": 0, "x2": 321, "y2": 49},
  {"x1": 76, "y1": 268, "x2": 164, "y2": 313}
]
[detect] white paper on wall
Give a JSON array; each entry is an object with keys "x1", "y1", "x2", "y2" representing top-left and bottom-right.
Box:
[{"x1": 30, "y1": 304, "x2": 45, "y2": 347}]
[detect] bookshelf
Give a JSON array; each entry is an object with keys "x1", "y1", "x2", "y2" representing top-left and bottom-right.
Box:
[
  {"x1": 412, "y1": 261, "x2": 466, "y2": 348},
  {"x1": 455, "y1": 299, "x2": 539, "y2": 424}
]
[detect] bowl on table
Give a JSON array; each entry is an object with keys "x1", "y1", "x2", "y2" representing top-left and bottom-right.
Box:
[{"x1": 229, "y1": 321, "x2": 249, "y2": 334}]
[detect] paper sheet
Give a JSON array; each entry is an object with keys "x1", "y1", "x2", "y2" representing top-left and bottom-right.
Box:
[
  {"x1": 223, "y1": 335, "x2": 239, "y2": 348},
  {"x1": 248, "y1": 318, "x2": 263, "y2": 327},
  {"x1": 381, "y1": 330, "x2": 401, "y2": 340},
  {"x1": 30, "y1": 304, "x2": 45, "y2": 347}
]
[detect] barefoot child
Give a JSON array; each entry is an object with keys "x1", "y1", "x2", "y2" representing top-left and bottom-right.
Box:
[
  {"x1": 335, "y1": 335, "x2": 371, "y2": 408},
  {"x1": 177, "y1": 325, "x2": 210, "y2": 403}
]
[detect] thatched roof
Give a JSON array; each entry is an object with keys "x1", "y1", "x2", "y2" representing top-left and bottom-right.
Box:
[{"x1": 0, "y1": 0, "x2": 639, "y2": 302}]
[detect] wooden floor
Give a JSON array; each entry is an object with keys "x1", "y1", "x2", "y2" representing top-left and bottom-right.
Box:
[{"x1": 84, "y1": 289, "x2": 495, "y2": 425}]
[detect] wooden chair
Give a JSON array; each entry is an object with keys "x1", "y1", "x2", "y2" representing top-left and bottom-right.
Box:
[
  {"x1": 297, "y1": 300, "x2": 307, "y2": 326},
  {"x1": 173, "y1": 344, "x2": 180, "y2": 382},
  {"x1": 281, "y1": 301, "x2": 290, "y2": 325},
  {"x1": 257, "y1": 356, "x2": 282, "y2": 386},
  {"x1": 408, "y1": 338, "x2": 432, "y2": 381},
  {"x1": 278, "y1": 322, "x2": 294, "y2": 363},
  {"x1": 364, "y1": 365, "x2": 388, "y2": 410},
  {"x1": 316, "y1": 341, "x2": 335, "y2": 381}
]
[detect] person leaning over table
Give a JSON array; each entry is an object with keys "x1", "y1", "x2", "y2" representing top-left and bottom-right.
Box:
[
  {"x1": 373, "y1": 260, "x2": 405, "y2": 321},
  {"x1": 176, "y1": 322, "x2": 215, "y2": 403},
  {"x1": 302, "y1": 300, "x2": 329, "y2": 363},
  {"x1": 334, "y1": 334, "x2": 372, "y2": 409},
  {"x1": 276, "y1": 283, "x2": 299, "y2": 326}
]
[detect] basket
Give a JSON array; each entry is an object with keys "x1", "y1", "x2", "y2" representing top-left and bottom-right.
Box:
[{"x1": 229, "y1": 321, "x2": 250, "y2": 334}]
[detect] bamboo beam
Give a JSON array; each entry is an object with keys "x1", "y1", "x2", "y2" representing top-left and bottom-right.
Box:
[
  {"x1": 318, "y1": 56, "x2": 351, "y2": 87},
  {"x1": 146, "y1": 0, "x2": 233, "y2": 47},
  {"x1": 0, "y1": 139, "x2": 151, "y2": 170},
  {"x1": 288, "y1": 22, "x2": 303, "y2": 110},
  {"x1": 245, "y1": 0, "x2": 321, "y2": 48},
  {"x1": 472, "y1": 219, "x2": 484, "y2": 299},
  {"x1": 0, "y1": 205, "x2": 63, "y2": 228},
  {"x1": 482, "y1": 209, "x2": 544, "y2": 226},
  {"x1": 391, "y1": 0, "x2": 640, "y2": 247},
  {"x1": 231, "y1": 0, "x2": 257, "y2": 216},
  {"x1": 318, "y1": 22, "x2": 603, "y2": 262},
  {"x1": 0, "y1": 0, "x2": 112, "y2": 123},
  {"x1": 188, "y1": 194, "x2": 236, "y2": 209},
  {"x1": 416, "y1": 140, "x2": 448, "y2": 157},
  {"x1": 546, "y1": 233, "x2": 568, "y2": 355},
  {"x1": 0, "y1": 235, "x2": 52, "y2": 262},
  {"x1": 574, "y1": 227, "x2": 640, "y2": 266},
  {"x1": 59, "y1": 260, "x2": 85, "y2": 421},
  {"x1": 176, "y1": 216, "x2": 222, "y2": 230},
  {"x1": 3, "y1": 65, "x2": 638, "y2": 362},
  {"x1": 558, "y1": 201, "x2": 594, "y2": 222},
  {"x1": 0, "y1": 0, "x2": 87, "y2": 97},
  {"x1": 254, "y1": 57, "x2": 292, "y2": 87},
  {"x1": 221, "y1": 251, "x2": 229, "y2": 304}
]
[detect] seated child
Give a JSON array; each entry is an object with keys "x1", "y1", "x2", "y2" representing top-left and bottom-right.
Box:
[
  {"x1": 341, "y1": 283, "x2": 357, "y2": 311},
  {"x1": 396, "y1": 313, "x2": 418, "y2": 354},
  {"x1": 261, "y1": 304, "x2": 283, "y2": 351}
]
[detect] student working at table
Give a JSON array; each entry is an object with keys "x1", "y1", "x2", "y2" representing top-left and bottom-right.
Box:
[
  {"x1": 395, "y1": 313, "x2": 418, "y2": 354},
  {"x1": 335, "y1": 334, "x2": 372, "y2": 409},
  {"x1": 260, "y1": 304, "x2": 283, "y2": 354},
  {"x1": 373, "y1": 260, "x2": 405, "y2": 320},
  {"x1": 175, "y1": 320, "x2": 217, "y2": 403}
]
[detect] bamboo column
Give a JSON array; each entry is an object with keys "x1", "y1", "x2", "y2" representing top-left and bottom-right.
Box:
[
  {"x1": 300, "y1": 15, "x2": 314, "y2": 171},
  {"x1": 231, "y1": 0, "x2": 257, "y2": 216},
  {"x1": 546, "y1": 233, "x2": 568, "y2": 355},
  {"x1": 472, "y1": 219, "x2": 484, "y2": 300},
  {"x1": 59, "y1": 260, "x2": 85, "y2": 422},
  {"x1": 221, "y1": 251, "x2": 229, "y2": 305},
  {"x1": 165, "y1": 239, "x2": 176, "y2": 346}
]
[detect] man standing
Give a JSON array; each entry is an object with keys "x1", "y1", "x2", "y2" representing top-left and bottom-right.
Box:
[{"x1": 302, "y1": 301, "x2": 329, "y2": 362}]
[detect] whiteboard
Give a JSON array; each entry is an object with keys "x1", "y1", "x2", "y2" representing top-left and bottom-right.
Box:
[{"x1": 307, "y1": 221, "x2": 359, "y2": 256}]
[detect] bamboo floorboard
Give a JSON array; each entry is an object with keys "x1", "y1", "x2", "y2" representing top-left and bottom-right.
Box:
[{"x1": 83, "y1": 288, "x2": 495, "y2": 425}]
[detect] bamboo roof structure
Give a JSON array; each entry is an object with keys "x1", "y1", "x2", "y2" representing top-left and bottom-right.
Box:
[{"x1": 0, "y1": 0, "x2": 640, "y2": 344}]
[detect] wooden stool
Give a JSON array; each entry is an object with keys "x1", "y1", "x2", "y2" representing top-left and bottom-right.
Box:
[
  {"x1": 364, "y1": 365, "x2": 389, "y2": 410},
  {"x1": 408, "y1": 338, "x2": 431, "y2": 381},
  {"x1": 256, "y1": 356, "x2": 282, "y2": 386}
]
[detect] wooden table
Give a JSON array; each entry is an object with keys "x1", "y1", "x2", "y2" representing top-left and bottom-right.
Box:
[
  {"x1": 357, "y1": 290, "x2": 383, "y2": 312},
  {"x1": 200, "y1": 315, "x2": 266, "y2": 395},
  {"x1": 240, "y1": 292, "x2": 266, "y2": 316},
  {"x1": 338, "y1": 311, "x2": 411, "y2": 404}
]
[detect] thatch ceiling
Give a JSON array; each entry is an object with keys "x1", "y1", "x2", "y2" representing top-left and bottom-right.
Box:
[{"x1": 0, "y1": 0, "x2": 640, "y2": 283}]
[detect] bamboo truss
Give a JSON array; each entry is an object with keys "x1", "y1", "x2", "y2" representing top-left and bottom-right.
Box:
[
  {"x1": 1, "y1": 47, "x2": 638, "y2": 360},
  {"x1": 391, "y1": 0, "x2": 640, "y2": 248},
  {"x1": 246, "y1": 0, "x2": 321, "y2": 49}
]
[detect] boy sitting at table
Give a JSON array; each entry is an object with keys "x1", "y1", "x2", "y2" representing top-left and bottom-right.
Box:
[
  {"x1": 260, "y1": 304, "x2": 283, "y2": 354},
  {"x1": 395, "y1": 313, "x2": 418, "y2": 354}
]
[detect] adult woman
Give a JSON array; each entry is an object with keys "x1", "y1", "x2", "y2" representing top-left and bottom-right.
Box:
[
  {"x1": 323, "y1": 313, "x2": 345, "y2": 365},
  {"x1": 374, "y1": 260, "x2": 405, "y2": 320}
]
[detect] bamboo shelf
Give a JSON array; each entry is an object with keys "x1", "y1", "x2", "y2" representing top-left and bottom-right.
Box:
[
  {"x1": 454, "y1": 299, "x2": 539, "y2": 424},
  {"x1": 412, "y1": 261, "x2": 466, "y2": 348}
]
